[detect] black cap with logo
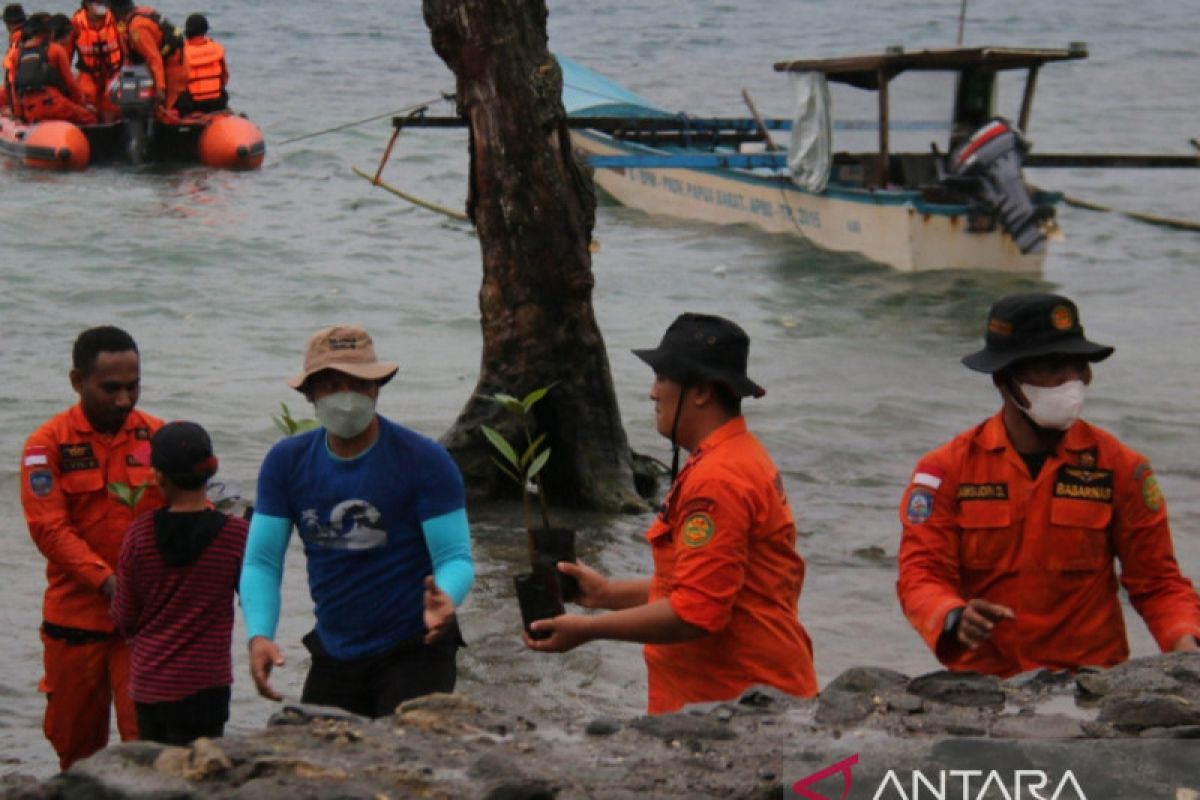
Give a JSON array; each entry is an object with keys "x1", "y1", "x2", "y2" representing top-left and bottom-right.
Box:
[
  {"x1": 151, "y1": 421, "x2": 219, "y2": 487},
  {"x1": 962, "y1": 293, "x2": 1114, "y2": 374}
]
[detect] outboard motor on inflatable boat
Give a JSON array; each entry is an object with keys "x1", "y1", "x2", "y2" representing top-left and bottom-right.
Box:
[
  {"x1": 108, "y1": 64, "x2": 156, "y2": 163},
  {"x1": 949, "y1": 118, "x2": 1045, "y2": 254}
]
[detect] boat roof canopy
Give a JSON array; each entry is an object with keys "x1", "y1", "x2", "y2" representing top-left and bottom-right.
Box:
[{"x1": 773, "y1": 45, "x2": 1087, "y2": 90}]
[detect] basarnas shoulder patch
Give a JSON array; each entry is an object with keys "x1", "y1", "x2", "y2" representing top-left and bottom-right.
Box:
[
  {"x1": 681, "y1": 512, "x2": 715, "y2": 548},
  {"x1": 29, "y1": 469, "x2": 52, "y2": 497},
  {"x1": 905, "y1": 487, "x2": 934, "y2": 525},
  {"x1": 1141, "y1": 471, "x2": 1164, "y2": 512}
]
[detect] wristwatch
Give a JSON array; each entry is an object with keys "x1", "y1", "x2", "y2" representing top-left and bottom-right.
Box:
[{"x1": 943, "y1": 606, "x2": 965, "y2": 639}]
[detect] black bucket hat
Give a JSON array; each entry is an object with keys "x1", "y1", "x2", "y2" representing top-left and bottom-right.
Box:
[
  {"x1": 962, "y1": 293, "x2": 1114, "y2": 374},
  {"x1": 633, "y1": 312, "x2": 766, "y2": 398}
]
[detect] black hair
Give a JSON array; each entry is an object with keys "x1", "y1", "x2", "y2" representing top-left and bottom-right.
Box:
[
  {"x1": 72, "y1": 326, "x2": 138, "y2": 375},
  {"x1": 674, "y1": 370, "x2": 741, "y2": 416},
  {"x1": 21, "y1": 9, "x2": 47, "y2": 37},
  {"x1": 49, "y1": 12, "x2": 70, "y2": 39},
  {"x1": 184, "y1": 12, "x2": 206, "y2": 38},
  {"x1": 160, "y1": 470, "x2": 210, "y2": 491},
  {"x1": 2, "y1": 3, "x2": 25, "y2": 25}
]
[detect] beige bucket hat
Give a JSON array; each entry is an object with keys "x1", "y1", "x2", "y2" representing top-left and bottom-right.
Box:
[{"x1": 288, "y1": 325, "x2": 399, "y2": 390}]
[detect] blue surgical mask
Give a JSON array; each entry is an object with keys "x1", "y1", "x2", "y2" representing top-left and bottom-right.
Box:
[{"x1": 314, "y1": 391, "x2": 376, "y2": 438}]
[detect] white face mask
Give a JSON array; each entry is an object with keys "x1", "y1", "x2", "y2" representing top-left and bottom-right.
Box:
[
  {"x1": 1018, "y1": 380, "x2": 1087, "y2": 430},
  {"x1": 314, "y1": 391, "x2": 376, "y2": 439},
  {"x1": 89, "y1": 3, "x2": 108, "y2": 15}
]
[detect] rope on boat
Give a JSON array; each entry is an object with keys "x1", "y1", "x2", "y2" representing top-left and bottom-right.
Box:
[
  {"x1": 276, "y1": 94, "x2": 452, "y2": 146},
  {"x1": 1062, "y1": 194, "x2": 1200, "y2": 233},
  {"x1": 351, "y1": 166, "x2": 470, "y2": 222}
]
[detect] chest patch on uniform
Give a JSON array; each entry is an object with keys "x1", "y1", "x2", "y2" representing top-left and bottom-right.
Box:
[
  {"x1": 59, "y1": 442, "x2": 98, "y2": 472},
  {"x1": 681, "y1": 513, "x2": 715, "y2": 548},
  {"x1": 29, "y1": 469, "x2": 52, "y2": 497},
  {"x1": 1053, "y1": 466, "x2": 1113, "y2": 503},
  {"x1": 905, "y1": 487, "x2": 934, "y2": 524},
  {"x1": 956, "y1": 483, "x2": 1008, "y2": 501},
  {"x1": 1141, "y1": 473, "x2": 1164, "y2": 512},
  {"x1": 133, "y1": 426, "x2": 151, "y2": 440}
]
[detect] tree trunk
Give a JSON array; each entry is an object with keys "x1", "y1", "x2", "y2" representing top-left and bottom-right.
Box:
[{"x1": 424, "y1": 0, "x2": 648, "y2": 513}]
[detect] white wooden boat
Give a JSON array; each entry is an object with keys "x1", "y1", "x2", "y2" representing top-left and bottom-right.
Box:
[{"x1": 558, "y1": 47, "x2": 1090, "y2": 272}]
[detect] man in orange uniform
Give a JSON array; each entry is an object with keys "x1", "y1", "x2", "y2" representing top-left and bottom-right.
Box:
[
  {"x1": 1, "y1": 4, "x2": 25, "y2": 113},
  {"x1": 70, "y1": 0, "x2": 123, "y2": 121},
  {"x1": 525, "y1": 313, "x2": 817, "y2": 713},
  {"x1": 174, "y1": 13, "x2": 226, "y2": 115},
  {"x1": 109, "y1": 0, "x2": 182, "y2": 108},
  {"x1": 21, "y1": 326, "x2": 164, "y2": 769},
  {"x1": 10, "y1": 12, "x2": 96, "y2": 124},
  {"x1": 897, "y1": 293, "x2": 1200, "y2": 677}
]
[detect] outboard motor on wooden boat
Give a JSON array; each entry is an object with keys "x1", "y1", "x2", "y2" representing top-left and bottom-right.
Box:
[
  {"x1": 949, "y1": 119, "x2": 1046, "y2": 254},
  {"x1": 108, "y1": 64, "x2": 156, "y2": 163}
]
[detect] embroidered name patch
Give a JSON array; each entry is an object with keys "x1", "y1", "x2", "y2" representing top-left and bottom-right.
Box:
[
  {"x1": 956, "y1": 483, "x2": 1008, "y2": 501},
  {"x1": 59, "y1": 442, "x2": 98, "y2": 473},
  {"x1": 905, "y1": 488, "x2": 933, "y2": 524},
  {"x1": 1054, "y1": 466, "x2": 1113, "y2": 503},
  {"x1": 681, "y1": 513, "x2": 715, "y2": 548}
]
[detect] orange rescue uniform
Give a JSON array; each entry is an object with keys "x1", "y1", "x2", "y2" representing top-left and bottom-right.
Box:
[
  {"x1": 121, "y1": 7, "x2": 183, "y2": 107},
  {"x1": 897, "y1": 412, "x2": 1200, "y2": 677},
  {"x1": 71, "y1": 8, "x2": 123, "y2": 119},
  {"x1": 1, "y1": 27, "x2": 20, "y2": 112},
  {"x1": 21, "y1": 404, "x2": 164, "y2": 769},
  {"x1": 12, "y1": 38, "x2": 96, "y2": 124},
  {"x1": 644, "y1": 416, "x2": 817, "y2": 713}
]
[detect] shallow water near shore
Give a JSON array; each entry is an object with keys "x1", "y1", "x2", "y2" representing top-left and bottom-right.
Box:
[{"x1": 2, "y1": 0, "x2": 1199, "y2": 778}]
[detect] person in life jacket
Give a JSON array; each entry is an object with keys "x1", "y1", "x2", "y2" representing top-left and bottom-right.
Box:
[
  {"x1": 1, "y1": 3, "x2": 26, "y2": 114},
  {"x1": 11, "y1": 12, "x2": 96, "y2": 124},
  {"x1": 109, "y1": 0, "x2": 183, "y2": 108},
  {"x1": 173, "y1": 13, "x2": 226, "y2": 115},
  {"x1": 70, "y1": 0, "x2": 123, "y2": 121}
]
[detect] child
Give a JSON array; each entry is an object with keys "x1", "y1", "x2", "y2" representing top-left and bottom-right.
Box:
[{"x1": 112, "y1": 421, "x2": 248, "y2": 745}]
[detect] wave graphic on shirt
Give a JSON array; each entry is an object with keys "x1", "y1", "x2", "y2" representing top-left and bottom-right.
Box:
[{"x1": 300, "y1": 499, "x2": 387, "y2": 550}]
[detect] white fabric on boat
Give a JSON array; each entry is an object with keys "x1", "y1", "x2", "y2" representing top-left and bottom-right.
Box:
[{"x1": 787, "y1": 72, "x2": 832, "y2": 193}]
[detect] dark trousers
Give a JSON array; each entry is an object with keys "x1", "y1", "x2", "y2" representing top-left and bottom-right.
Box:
[
  {"x1": 300, "y1": 626, "x2": 461, "y2": 719},
  {"x1": 135, "y1": 685, "x2": 230, "y2": 746}
]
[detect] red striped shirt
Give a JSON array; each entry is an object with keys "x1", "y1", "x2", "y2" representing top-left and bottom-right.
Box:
[{"x1": 112, "y1": 511, "x2": 248, "y2": 703}]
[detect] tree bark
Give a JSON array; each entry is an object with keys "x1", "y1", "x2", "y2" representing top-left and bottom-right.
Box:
[{"x1": 424, "y1": 0, "x2": 648, "y2": 513}]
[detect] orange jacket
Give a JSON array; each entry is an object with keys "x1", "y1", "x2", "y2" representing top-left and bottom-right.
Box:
[
  {"x1": 11, "y1": 38, "x2": 84, "y2": 104},
  {"x1": 121, "y1": 8, "x2": 166, "y2": 90},
  {"x1": 644, "y1": 416, "x2": 817, "y2": 713},
  {"x1": 182, "y1": 35, "x2": 225, "y2": 101},
  {"x1": 21, "y1": 405, "x2": 165, "y2": 632},
  {"x1": 71, "y1": 8, "x2": 123, "y2": 79},
  {"x1": 897, "y1": 412, "x2": 1200, "y2": 676}
]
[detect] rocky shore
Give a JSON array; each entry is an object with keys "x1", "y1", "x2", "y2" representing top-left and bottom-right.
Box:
[{"x1": 3, "y1": 653, "x2": 1198, "y2": 800}]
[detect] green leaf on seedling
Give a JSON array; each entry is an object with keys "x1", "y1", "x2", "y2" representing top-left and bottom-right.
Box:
[
  {"x1": 490, "y1": 457, "x2": 523, "y2": 486},
  {"x1": 526, "y1": 449, "x2": 551, "y2": 481},
  {"x1": 482, "y1": 425, "x2": 519, "y2": 469}
]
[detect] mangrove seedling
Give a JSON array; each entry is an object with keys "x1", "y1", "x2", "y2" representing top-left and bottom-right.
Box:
[
  {"x1": 272, "y1": 402, "x2": 319, "y2": 437},
  {"x1": 108, "y1": 481, "x2": 148, "y2": 509},
  {"x1": 480, "y1": 383, "x2": 556, "y2": 534}
]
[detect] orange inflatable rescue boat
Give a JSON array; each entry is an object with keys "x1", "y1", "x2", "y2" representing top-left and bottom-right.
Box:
[
  {"x1": 0, "y1": 64, "x2": 265, "y2": 171},
  {"x1": 0, "y1": 115, "x2": 91, "y2": 170}
]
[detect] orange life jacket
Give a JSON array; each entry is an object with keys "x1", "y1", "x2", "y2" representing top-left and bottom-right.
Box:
[
  {"x1": 71, "y1": 8, "x2": 123, "y2": 78},
  {"x1": 182, "y1": 36, "x2": 223, "y2": 101}
]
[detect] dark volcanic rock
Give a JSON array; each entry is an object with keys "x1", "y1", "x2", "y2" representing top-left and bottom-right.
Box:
[
  {"x1": 4, "y1": 655, "x2": 1200, "y2": 799},
  {"x1": 907, "y1": 669, "x2": 1006, "y2": 708},
  {"x1": 823, "y1": 666, "x2": 909, "y2": 695},
  {"x1": 1098, "y1": 694, "x2": 1200, "y2": 731}
]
